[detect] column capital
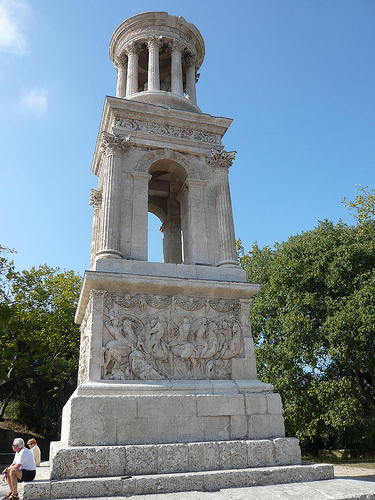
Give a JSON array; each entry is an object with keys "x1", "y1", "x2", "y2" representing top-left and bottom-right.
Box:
[
  {"x1": 206, "y1": 149, "x2": 236, "y2": 170},
  {"x1": 89, "y1": 189, "x2": 102, "y2": 208},
  {"x1": 125, "y1": 40, "x2": 141, "y2": 55},
  {"x1": 146, "y1": 35, "x2": 162, "y2": 49},
  {"x1": 169, "y1": 39, "x2": 185, "y2": 53},
  {"x1": 100, "y1": 132, "x2": 131, "y2": 157},
  {"x1": 114, "y1": 52, "x2": 127, "y2": 70},
  {"x1": 184, "y1": 53, "x2": 198, "y2": 69}
]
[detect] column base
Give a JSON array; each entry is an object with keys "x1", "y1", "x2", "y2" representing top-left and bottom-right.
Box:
[
  {"x1": 216, "y1": 259, "x2": 239, "y2": 268},
  {"x1": 95, "y1": 249, "x2": 123, "y2": 259}
]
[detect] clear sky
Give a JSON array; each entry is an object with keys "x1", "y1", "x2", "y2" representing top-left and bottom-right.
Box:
[{"x1": 1, "y1": 0, "x2": 374, "y2": 274}]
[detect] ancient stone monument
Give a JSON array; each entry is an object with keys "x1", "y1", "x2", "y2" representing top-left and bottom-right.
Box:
[{"x1": 24, "y1": 12, "x2": 333, "y2": 499}]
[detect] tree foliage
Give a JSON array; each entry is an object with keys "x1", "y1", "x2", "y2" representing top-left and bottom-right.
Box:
[
  {"x1": 239, "y1": 219, "x2": 375, "y2": 452},
  {"x1": 0, "y1": 247, "x2": 82, "y2": 439}
]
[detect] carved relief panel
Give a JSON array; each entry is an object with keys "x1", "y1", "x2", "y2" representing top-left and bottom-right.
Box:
[{"x1": 90, "y1": 290, "x2": 247, "y2": 381}]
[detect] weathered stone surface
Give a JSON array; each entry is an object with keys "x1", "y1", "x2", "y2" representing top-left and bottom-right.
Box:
[{"x1": 23, "y1": 464, "x2": 334, "y2": 499}]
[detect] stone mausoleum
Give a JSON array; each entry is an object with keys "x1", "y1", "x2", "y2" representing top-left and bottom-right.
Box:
[{"x1": 24, "y1": 12, "x2": 333, "y2": 499}]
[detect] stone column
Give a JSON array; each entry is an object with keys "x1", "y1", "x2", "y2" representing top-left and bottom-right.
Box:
[
  {"x1": 177, "y1": 179, "x2": 209, "y2": 265},
  {"x1": 185, "y1": 55, "x2": 197, "y2": 104},
  {"x1": 89, "y1": 189, "x2": 102, "y2": 269},
  {"x1": 160, "y1": 215, "x2": 182, "y2": 263},
  {"x1": 131, "y1": 172, "x2": 152, "y2": 261},
  {"x1": 126, "y1": 41, "x2": 140, "y2": 96},
  {"x1": 206, "y1": 150, "x2": 239, "y2": 267},
  {"x1": 96, "y1": 132, "x2": 130, "y2": 259},
  {"x1": 115, "y1": 53, "x2": 127, "y2": 98},
  {"x1": 170, "y1": 40, "x2": 184, "y2": 95},
  {"x1": 147, "y1": 35, "x2": 162, "y2": 91}
]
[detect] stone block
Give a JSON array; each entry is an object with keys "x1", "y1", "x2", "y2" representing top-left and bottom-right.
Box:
[
  {"x1": 248, "y1": 415, "x2": 285, "y2": 439},
  {"x1": 137, "y1": 395, "x2": 196, "y2": 419},
  {"x1": 188, "y1": 441, "x2": 220, "y2": 471},
  {"x1": 157, "y1": 443, "x2": 188, "y2": 473},
  {"x1": 244, "y1": 393, "x2": 268, "y2": 415},
  {"x1": 203, "y1": 416, "x2": 230, "y2": 441},
  {"x1": 218, "y1": 440, "x2": 247, "y2": 469},
  {"x1": 247, "y1": 439, "x2": 273, "y2": 467},
  {"x1": 196, "y1": 394, "x2": 245, "y2": 416},
  {"x1": 125, "y1": 444, "x2": 157, "y2": 475},
  {"x1": 273, "y1": 437, "x2": 301, "y2": 465},
  {"x1": 267, "y1": 393, "x2": 283, "y2": 415},
  {"x1": 231, "y1": 357, "x2": 257, "y2": 379},
  {"x1": 50, "y1": 444, "x2": 126, "y2": 479},
  {"x1": 229, "y1": 415, "x2": 248, "y2": 439}
]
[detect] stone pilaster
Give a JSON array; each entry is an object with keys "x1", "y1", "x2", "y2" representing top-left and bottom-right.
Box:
[
  {"x1": 89, "y1": 189, "x2": 102, "y2": 269},
  {"x1": 185, "y1": 55, "x2": 198, "y2": 104},
  {"x1": 160, "y1": 215, "x2": 182, "y2": 263},
  {"x1": 207, "y1": 149, "x2": 239, "y2": 267},
  {"x1": 177, "y1": 178, "x2": 209, "y2": 265},
  {"x1": 131, "y1": 172, "x2": 152, "y2": 261},
  {"x1": 147, "y1": 35, "x2": 162, "y2": 91},
  {"x1": 96, "y1": 132, "x2": 130, "y2": 259},
  {"x1": 115, "y1": 53, "x2": 127, "y2": 98},
  {"x1": 125, "y1": 41, "x2": 140, "y2": 96},
  {"x1": 170, "y1": 40, "x2": 184, "y2": 95}
]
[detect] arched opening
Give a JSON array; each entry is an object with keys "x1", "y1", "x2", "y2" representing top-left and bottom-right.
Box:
[{"x1": 148, "y1": 159, "x2": 187, "y2": 264}]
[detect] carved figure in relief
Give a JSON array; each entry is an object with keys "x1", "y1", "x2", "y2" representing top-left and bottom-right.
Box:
[
  {"x1": 169, "y1": 317, "x2": 196, "y2": 377},
  {"x1": 129, "y1": 350, "x2": 164, "y2": 380}
]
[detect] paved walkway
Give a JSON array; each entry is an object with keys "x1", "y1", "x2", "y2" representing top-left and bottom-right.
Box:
[{"x1": 1, "y1": 463, "x2": 375, "y2": 500}]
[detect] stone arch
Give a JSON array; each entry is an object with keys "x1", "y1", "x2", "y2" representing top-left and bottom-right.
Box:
[{"x1": 135, "y1": 148, "x2": 200, "y2": 180}]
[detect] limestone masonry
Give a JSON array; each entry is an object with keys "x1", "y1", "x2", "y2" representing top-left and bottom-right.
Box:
[{"x1": 24, "y1": 11, "x2": 333, "y2": 499}]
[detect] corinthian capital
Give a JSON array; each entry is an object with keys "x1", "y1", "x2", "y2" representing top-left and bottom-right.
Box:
[
  {"x1": 146, "y1": 35, "x2": 162, "y2": 49},
  {"x1": 169, "y1": 39, "x2": 185, "y2": 53},
  {"x1": 125, "y1": 40, "x2": 141, "y2": 55},
  {"x1": 114, "y1": 52, "x2": 128, "y2": 69},
  {"x1": 89, "y1": 189, "x2": 102, "y2": 208},
  {"x1": 206, "y1": 149, "x2": 237, "y2": 169},
  {"x1": 100, "y1": 132, "x2": 131, "y2": 156}
]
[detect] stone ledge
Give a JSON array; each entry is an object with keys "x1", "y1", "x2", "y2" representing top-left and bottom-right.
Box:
[{"x1": 23, "y1": 463, "x2": 334, "y2": 499}]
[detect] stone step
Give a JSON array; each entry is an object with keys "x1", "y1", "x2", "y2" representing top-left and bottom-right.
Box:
[{"x1": 23, "y1": 463, "x2": 334, "y2": 499}]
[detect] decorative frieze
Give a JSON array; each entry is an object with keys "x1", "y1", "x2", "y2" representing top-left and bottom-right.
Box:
[
  {"x1": 96, "y1": 291, "x2": 244, "y2": 381},
  {"x1": 114, "y1": 116, "x2": 219, "y2": 144}
]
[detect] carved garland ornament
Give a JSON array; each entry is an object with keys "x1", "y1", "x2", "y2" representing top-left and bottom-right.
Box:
[{"x1": 114, "y1": 116, "x2": 218, "y2": 144}]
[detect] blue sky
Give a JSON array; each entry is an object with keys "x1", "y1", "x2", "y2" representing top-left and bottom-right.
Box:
[{"x1": 1, "y1": 0, "x2": 374, "y2": 274}]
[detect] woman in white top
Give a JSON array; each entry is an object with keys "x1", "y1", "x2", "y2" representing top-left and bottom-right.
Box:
[{"x1": 27, "y1": 438, "x2": 41, "y2": 467}]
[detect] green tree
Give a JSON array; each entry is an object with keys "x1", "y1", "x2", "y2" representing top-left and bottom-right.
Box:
[
  {"x1": 0, "y1": 253, "x2": 82, "y2": 439},
  {"x1": 240, "y1": 221, "x2": 375, "y2": 452},
  {"x1": 342, "y1": 184, "x2": 375, "y2": 230}
]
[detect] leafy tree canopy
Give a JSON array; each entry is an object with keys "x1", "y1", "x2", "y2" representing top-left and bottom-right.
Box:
[
  {"x1": 0, "y1": 247, "x2": 82, "y2": 439},
  {"x1": 239, "y1": 218, "x2": 375, "y2": 452}
]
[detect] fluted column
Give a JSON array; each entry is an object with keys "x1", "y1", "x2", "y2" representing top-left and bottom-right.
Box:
[
  {"x1": 131, "y1": 172, "x2": 152, "y2": 261},
  {"x1": 89, "y1": 189, "x2": 102, "y2": 269},
  {"x1": 115, "y1": 53, "x2": 127, "y2": 98},
  {"x1": 126, "y1": 41, "x2": 140, "y2": 96},
  {"x1": 185, "y1": 55, "x2": 197, "y2": 104},
  {"x1": 97, "y1": 132, "x2": 130, "y2": 259},
  {"x1": 206, "y1": 150, "x2": 239, "y2": 267},
  {"x1": 170, "y1": 40, "x2": 184, "y2": 95},
  {"x1": 147, "y1": 35, "x2": 162, "y2": 91}
]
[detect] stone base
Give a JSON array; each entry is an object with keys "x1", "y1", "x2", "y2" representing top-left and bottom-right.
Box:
[
  {"x1": 49, "y1": 437, "x2": 301, "y2": 479},
  {"x1": 60, "y1": 380, "x2": 285, "y2": 446},
  {"x1": 23, "y1": 463, "x2": 334, "y2": 499}
]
